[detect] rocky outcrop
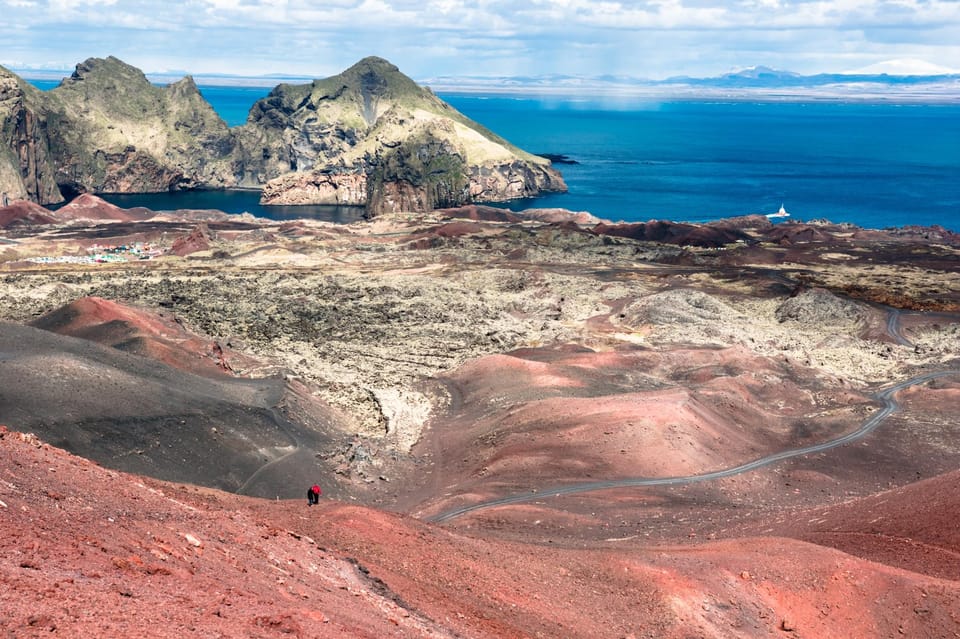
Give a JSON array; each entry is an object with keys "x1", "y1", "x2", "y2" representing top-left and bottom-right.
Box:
[
  {"x1": 44, "y1": 57, "x2": 241, "y2": 196},
  {"x1": 1, "y1": 56, "x2": 565, "y2": 216},
  {"x1": 241, "y1": 57, "x2": 566, "y2": 214},
  {"x1": 593, "y1": 220, "x2": 752, "y2": 248},
  {"x1": 3, "y1": 58, "x2": 241, "y2": 205},
  {"x1": 0, "y1": 67, "x2": 63, "y2": 205},
  {"x1": 468, "y1": 159, "x2": 565, "y2": 203},
  {"x1": 365, "y1": 132, "x2": 469, "y2": 214},
  {"x1": 775, "y1": 287, "x2": 866, "y2": 327},
  {"x1": 170, "y1": 223, "x2": 213, "y2": 256},
  {"x1": 260, "y1": 170, "x2": 367, "y2": 206}
]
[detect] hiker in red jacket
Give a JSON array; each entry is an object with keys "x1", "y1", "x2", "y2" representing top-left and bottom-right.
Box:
[{"x1": 307, "y1": 484, "x2": 322, "y2": 505}]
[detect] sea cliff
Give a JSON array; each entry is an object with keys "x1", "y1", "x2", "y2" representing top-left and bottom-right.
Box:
[
  {"x1": 0, "y1": 56, "x2": 566, "y2": 215},
  {"x1": 0, "y1": 68, "x2": 62, "y2": 204},
  {"x1": 239, "y1": 57, "x2": 565, "y2": 212}
]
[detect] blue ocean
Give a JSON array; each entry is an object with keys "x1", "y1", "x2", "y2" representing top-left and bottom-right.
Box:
[{"x1": 29, "y1": 80, "x2": 960, "y2": 231}]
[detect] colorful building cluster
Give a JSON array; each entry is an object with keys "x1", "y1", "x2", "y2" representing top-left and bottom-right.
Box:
[{"x1": 26, "y1": 242, "x2": 165, "y2": 265}]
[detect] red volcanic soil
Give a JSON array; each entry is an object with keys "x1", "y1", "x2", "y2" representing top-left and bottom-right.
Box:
[
  {"x1": 412, "y1": 344, "x2": 863, "y2": 519},
  {"x1": 757, "y1": 469, "x2": 960, "y2": 582},
  {"x1": 405, "y1": 221, "x2": 489, "y2": 249},
  {"x1": 713, "y1": 215, "x2": 774, "y2": 231},
  {"x1": 4, "y1": 426, "x2": 960, "y2": 638},
  {"x1": 30, "y1": 296, "x2": 258, "y2": 378},
  {"x1": 438, "y1": 204, "x2": 523, "y2": 223},
  {"x1": 593, "y1": 220, "x2": 752, "y2": 248},
  {"x1": 169, "y1": 222, "x2": 213, "y2": 256},
  {"x1": 430, "y1": 221, "x2": 486, "y2": 238},
  {"x1": 0, "y1": 200, "x2": 58, "y2": 228},
  {"x1": 762, "y1": 223, "x2": 835, "y2": 245},
  {"x1": 438, "y1": 205, "x2": 599, "y2": 225},
  {"x1": 53, "y1": 194, "x2": 153, "y2": 222},
  {"x1": 0, "y1": 427, "x2": 441, "y2": 638}
]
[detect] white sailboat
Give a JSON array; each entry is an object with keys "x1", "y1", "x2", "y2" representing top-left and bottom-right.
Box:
[{"x1": 767, "y1": 203, "x2": 790, "y2": 219}]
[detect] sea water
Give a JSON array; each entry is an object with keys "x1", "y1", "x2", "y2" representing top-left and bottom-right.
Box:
[
  {"x1": 442, "y1": 95, "x2": 960, "y2": 231},
  {"x1": 27, "y1": 79, "x2": 960, "y2": 231}
]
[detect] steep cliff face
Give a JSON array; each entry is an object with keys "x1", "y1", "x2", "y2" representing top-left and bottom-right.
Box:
[
  {"x1": 242, "y1": 56, "x2": 566, "y2": 214},
  {"x1": 366, "y1": 131, "x2": 469, "y2": 214},
  {"x1": 44, "y1": 57, "x2": 240, "y2": 196},
  {"x1": 0, "y1": 67, "x2": 62, "y2": 205}
]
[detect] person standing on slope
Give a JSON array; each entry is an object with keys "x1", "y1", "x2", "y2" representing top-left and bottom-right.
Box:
[{"x1": 307, "y1": 484, "x2": 322, "y2": 505}]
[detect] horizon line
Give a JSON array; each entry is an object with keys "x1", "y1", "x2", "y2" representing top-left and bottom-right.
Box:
[{"x1": 10, "y1": 63, "x2": 960, "y2": 86}]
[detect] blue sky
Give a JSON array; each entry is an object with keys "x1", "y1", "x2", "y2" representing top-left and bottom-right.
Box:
[{"x1": 3, "y1": 0, "x2": 960, "y2": 80}]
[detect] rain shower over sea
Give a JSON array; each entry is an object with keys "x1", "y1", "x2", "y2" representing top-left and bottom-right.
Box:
[{"x1": 31, "y1": 80, "x2": 960, "y2": 231}]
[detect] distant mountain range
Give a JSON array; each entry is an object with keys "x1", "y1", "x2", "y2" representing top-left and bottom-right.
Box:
[
  {"x1": 664, "y1": 65, "x2": 960, "y2": 88},
  {"x1": 421, "y1": 65, "x2": 960, "y2": 101},
  {"x1": 15, "y1": 63, "x2": 960, "y2": 100}
]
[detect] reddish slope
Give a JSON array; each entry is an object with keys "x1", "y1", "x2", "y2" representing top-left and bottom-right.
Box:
[
  {"x1": 0, "y1": 427, "x2": 447, "y2": 638},
  {"x1": 756, "y1": 469, "x2": 960, "y2": 581},
  {"x1": 438, "y1": 204, "x2": 522, "y2": 222},
  {"x1": 0, "y1": 200, "x2": 58, "y2": 228},
  {"x1": 53, "y1": 193, "x2": 153, "y2": 222},
  {"x1": 169, "y1": 222, "x2": 213, "y2": 256},
  {"x1": 414, "y1": 344, "x2": 865, "y2": 519},
  {"x1": 3, "y1": 426, "x2": 959, "y2": 639},
  {"x1": 30, "y1": 296, "x2": 259, "y2": 378},
  {"x1": 592, "y1": 220, "x2": 751, "y2": 247}
]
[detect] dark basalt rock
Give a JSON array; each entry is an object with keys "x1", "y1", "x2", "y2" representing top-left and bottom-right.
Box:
[
  {"x1": 536, "y1": 153, "x2": 579, "y2": 165},
  {"x1": 0, "y1": 67, "x2": 63, "y2": 205},
  {"x1": 367, "y1": 133, "x2": 469, "y2": 214}
]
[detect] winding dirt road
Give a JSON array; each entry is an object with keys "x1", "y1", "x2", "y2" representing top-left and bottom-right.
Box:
[{"x1": 426, "y1": 369, "x2": 959, "y2": 523}]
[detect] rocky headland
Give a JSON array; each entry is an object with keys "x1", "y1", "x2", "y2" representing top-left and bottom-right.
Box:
[
  {"x1": 0, "y1": 56, "x2": 565, "y2": 215},
  {"x1": 243, "y1": 57, "x2": 566, "y2": 212},
  {"x1": 1, "y1": 197, "x2": 959, "y2": 637}
]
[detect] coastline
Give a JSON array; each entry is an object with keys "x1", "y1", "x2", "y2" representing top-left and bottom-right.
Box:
[
  {"x1": 17, "y1": 75, "x2": 959, "y2": 231},
  {"x1": 28, "y1": 190, "x2": 960, "y2": 235},
  {"x1": 99, "y1": 190, "x2": 368, "y2": 223}
]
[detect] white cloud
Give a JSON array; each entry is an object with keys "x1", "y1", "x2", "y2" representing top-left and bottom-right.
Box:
[{"x1": 3, "y1": 0, "x2": 960, "y2": 78}]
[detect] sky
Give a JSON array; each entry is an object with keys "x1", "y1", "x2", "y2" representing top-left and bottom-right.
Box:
[{"x1": 3, "y1": 0, "x2": 960, "y2": 80}]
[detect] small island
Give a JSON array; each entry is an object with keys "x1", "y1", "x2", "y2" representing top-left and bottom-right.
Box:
[{"x1": 0, "y1": 56, "x2": 566, "y2": 215}]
